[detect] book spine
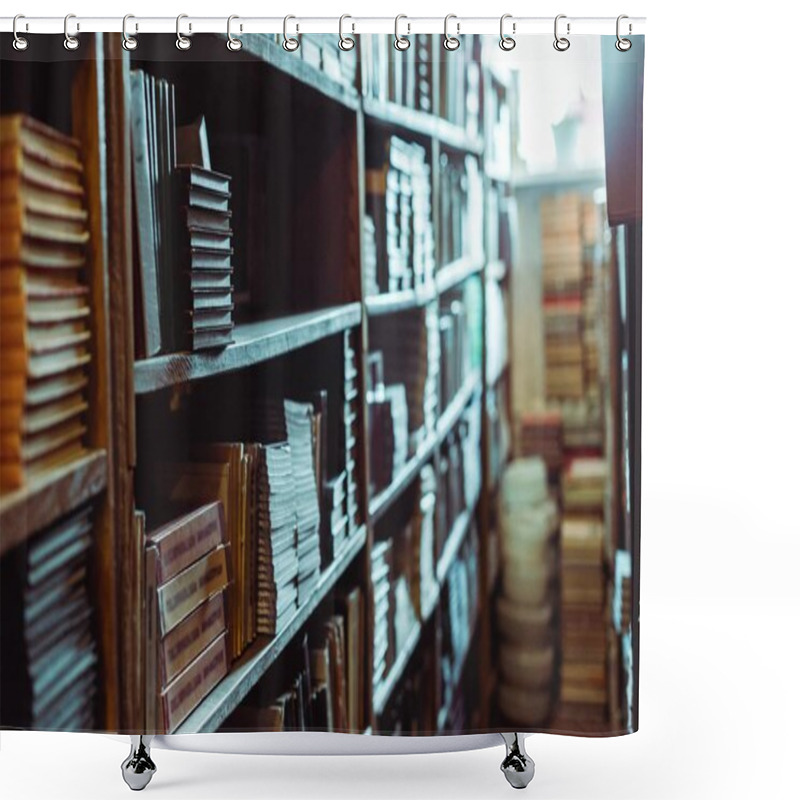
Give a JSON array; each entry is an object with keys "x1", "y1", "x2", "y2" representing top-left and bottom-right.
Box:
[
  {"x1": 157, "y1": 544, "x2": 230, "y2": 635},
  {"x1": 160, "y1": 632, "x2": 228, "y2": 732}
]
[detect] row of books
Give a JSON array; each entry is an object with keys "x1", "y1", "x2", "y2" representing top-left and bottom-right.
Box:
[
  {"x1": 496, "y1": 458, "x2": 559, "y2": 728},
  {"x1": 438, "y1": 297, "x2": 473, "y2": 413},
  {"x1": 435, "y1": 398, "x2": 482, "y2": 560},
  {"x1": 299, "y1": 34, "x2": 358, "y2": 89},
  {"x1": 559, "y1": 516, "x2": 608, "y2": 723},
  {"x1": 1, "y1": 115, "x2": 93, "y2": 492},
  {"x1": 365, "y1": 135, "x2": 435, "y2": 296},
  {"x1": 439, "y1": 38, "x2": 482, "y2": 139},
  {"x1": 361, "y1": 34, "x2": 434, "y2": 114},
  {"x1": 0, "y1": 504, "x2": 98, "y2": 729},
  {"x1": 142, "y1": 502, "x2": 230, "y2": 733},
  {"x1": 224, "y1": 588, "x2": 364, "y2": 733},
  {"x1": 437, "y1": 152, "x2": 483, "y2": 267},
  {"x1": 439, "y1": 521, "x2": 480, "y2": 720},
  {"x1": 130, "y1": 71, "x2": 236, "y2": 357}
]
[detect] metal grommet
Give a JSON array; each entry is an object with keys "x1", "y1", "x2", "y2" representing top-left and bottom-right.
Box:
[
  {"x1": 443, "y1": 13, "x2": 460, "y2": 51},
  {"x1": 227, "y1": 15, "x2": 242, "y2": 51},
  {"x1": 499, "y1": 14, "x2": 516, "y2": 51},
  {"x1": 122, "y1": 14, "x2": 138, "y2": 51},
  {"x1": 339, "y1": 14, "x2": 355, "y2": 51},
  {"x1": 12, "y1": 14, "x2": 29, "y2": 51},
  {"x1": 283, "y1": 15, "x2": 299, "y2": 52},
  {"x1": 553, "y1": 14, "x2": 570, "y2": 52},
  {"x1": 394, "y1": 14, "x2": 410, "y2": 51},
  {"x1": 63, "y1": 13, "x2": 79, "y2": 51},
  {"x1": 176, "y1": 13, "x2": 192, "y2": 50},
  {"x1": 616, "y1": 14, "x2": 632, "y2": 51}
]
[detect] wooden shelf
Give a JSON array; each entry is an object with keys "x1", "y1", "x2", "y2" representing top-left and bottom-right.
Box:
[
  {"x1": 134, "y1": 303, "x2": 362, "y2": 394},
  {"x1": 212, "y1": 33, "x2": 361, "y2": 111},
  {"x1": 175, "y1": 524, "x2": 367, "y2": 733},
  {"x1": 486, "y1": 259, "x2": 508, "y2": 283},
  {"x1": 0, "y1": 450, "x2": 108, "y2": 558},
  {"x1": 368, "y1": 371, "x2": 481, "y2": 523},
  {"x1": 436, "y1": 498, "x2": 479, "y2": 585},
  {"x1": 365, "y1": 284, "x2": 435, "y2": 316},
  {"x1": 373, "y1": 618, "x2": 422, "y2": 716},
  {"x1": 363, "y1": 97, "x2": 483, "y2": 155},
  {"x1": 435, "y1": 256, "x2": 484, "y2": 295}
]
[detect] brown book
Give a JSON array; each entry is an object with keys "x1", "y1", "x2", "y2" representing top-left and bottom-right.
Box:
[
  {"x1": 0, "y1": 234, "x2": 85, "y2": 269},
  {"x1": 345, "y1": 587, "x2": 363, "y2": 732},
  {"x1": 160, "y1": 632, "x2": 228, "y2": 732},
  {"x1": 183, "y1": 206, "x2": 232, "y2": 232},
  {"x1": 157, "y1": 543, "x2": 230, "y2": 635},
  {"x1": 147, "y1": 502, "x2": 226, "y2": 585},
  {"x1": 0, "y1": 114, "x2": 82, "y2": 167},
  {"x1": 0, "y1": 145, "x2": 83, "y2": 194},
  {"x1": 161, "y1": 590, "x2": 226, "y2": 684}
]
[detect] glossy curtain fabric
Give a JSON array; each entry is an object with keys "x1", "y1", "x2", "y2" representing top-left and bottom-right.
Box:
[{"x1": 0, "y1": 30, "x2": 643, "y2": 737}]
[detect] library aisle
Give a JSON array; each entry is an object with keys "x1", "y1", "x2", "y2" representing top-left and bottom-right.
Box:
[{"x1": 0, "y1": 32, "x2": 642, "y2": 738}]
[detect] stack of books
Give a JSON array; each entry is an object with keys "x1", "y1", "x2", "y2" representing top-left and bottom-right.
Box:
[
  {"x1": 366, "y1": 136, "x2": 434, "y2": 294},
  {"x1": 562, "y1": 457, "x2": 607, "y2": 513},
  {"x1": 175, "y1": 165, "x2": 235, "y2": 351},
  {"x1": 540, "y1": 193, "x2": 584, "y2": 298},
  {"x1": 285, "y1": 400, "x2": 322, "y2": 606},
  {"x1": 438, "y1": 298, "x2": 470, "y2": 410},
  {"x1": 518, "y1": 410, "x2": 564, "y2": 475},
  {"x1": 412, "y1": 463, "x2": 438, "y2": 618},
  {"x1": 257, "y1": 442, "x2": 299, "y2": 636},
  {"x1": 543, "y1": 299, "x2": 584, "y2": 399},
  {"x1": 0, "y1": 505, "x2": 97, "y2": 729},
  {"x1": 0, "y1": 115, "x2": 92, "y2": 492},
  {"x1": 371, "y1": 539, "x2": 393, "y2": 691},
  {"x1": 299, "y1": 34, "x2": 358, "y2": 89},
  {"x1": 561, "y1": 399, "x2": 604, "y2": 450},
  {"x1": 324, "y1": 471, "x2": 348, "y2": 562},
  {"x1": 496, "y1": 458, "x2": 560, "y2": 728},
  {"x1": 145, "y1": 501, "x2": 230, "y2": 732},
  {"x1": 360, "y1": 35, "x2": 433, "y2": 113},
  {"x1": 438, "y1": 153, "x2": 484, "y2": 266},
  {"x1": 343, "y1": 330, "x2": 360, "y2": 535},
  {"x1": 439, "y1": 38, "x2": 482, "y2": 139},
  {"x1": 559, "y1": 516, "x2": 608, "y2": 723}
]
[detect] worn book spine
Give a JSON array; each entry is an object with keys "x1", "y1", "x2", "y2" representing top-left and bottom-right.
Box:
[
  {"x1": 157, "y1": 544, "x2": 230, "y2": 635},
  {"x1": 148, "y1": 501, "x2": 225, "y2": 585},
  {"x1": 160, "y1": 590, "x2": 226, "y2": 685},
  {"x1": 160, "y1": 632, "x2": 228, "y2": 732}
]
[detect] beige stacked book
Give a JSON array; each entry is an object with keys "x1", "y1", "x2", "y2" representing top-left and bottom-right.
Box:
[
  {"x1": 562, "y1": 457, "x2": 607, "y2": 513},
  {"x1": 0, "y1": 115, "x2": 92, "y2": 492},
  {"x1": 540, "y1": 193, "x2": 583, "y2": 298},
  {"x1": 496, "y1": 458, "x2": 559, "y2": 727},
  {"x1": 558, "y1": 516, "x2": 608, "y2": 722}
]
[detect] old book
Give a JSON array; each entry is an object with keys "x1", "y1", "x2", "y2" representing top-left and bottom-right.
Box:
[
  {"x1": 160, "y1": 590, "x2": 226, "y2": 685},
  {"x1": 147, "y1": 501, "x2": 226, "y2": 585},
  {"x1": 160, "y1": 632, "x2": 228, "y2": 732},
  {"x1": 156, "y1": 543, "x2": 230, "y2": 635},
  {"x1": 344, "y1": 586, "x2": 363, "y2": 732},
  {"x1": 175, "y1": 165, "x2": 231, "y2": 196}
]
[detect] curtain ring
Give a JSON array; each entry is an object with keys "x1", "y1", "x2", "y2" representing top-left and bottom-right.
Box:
[
  {"x1": 443, "y1": 13, "x2": 460, "y2": 51},
  {"x1": 553, "y1": 14, "x2": 570, "y2": 52},
  {"x1": 339, "y1": 14, "x2": 355, "y2": 51},
  {"x1": 122, "y1": 15, "x2": 138, "y2": 51},
  {"x1": 394, "y1": 15, "x2": 410, "y2": 51},
  {"x1": 227, "y1": 15, "x2": 242, "y2": 51},
  {"x1": 283, "y1": 15, "x2": 300, "y2": 51},
  {"x1": 499, "y1": 14, "x2": 515, "y2": 51},
  {"x1": 63, "y1": 13, "x2": 79, "y2": 51},
  {"x1": 616, "y1": 15, "x2": 632, "y2": 51},
  {"x1": 176, "y1": 14, "x2": 192, "y2": 50},
  {"x1": 12, "y1": 14, "x2": 29, "y2": 51}
]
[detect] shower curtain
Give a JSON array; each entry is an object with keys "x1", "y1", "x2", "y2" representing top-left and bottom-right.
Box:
[{"x1": 0, "y1": 26, "x2": 643, "y2": 739}]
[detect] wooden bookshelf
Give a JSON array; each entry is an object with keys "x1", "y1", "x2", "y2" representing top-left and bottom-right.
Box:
[
  {"x1": 134, "y1": 303, "x2": 362, "y2": 394},
  {"x1": 0, "y1": 32, "x2": 516, "y2": 735},
  {"x1": 435, "y1": 256, "x2": 485, "y2": 295},
  {"x1": 176, "y1": 525, "x2": 367, "y2": 733},
  {"x1": 365, "y1": 284, "x2": 436, "y2": 316},
  {"x1": 369, "y1": 371, "x2": 481, "y2": 523},
  {"x1": 0, "y1": 451, "x2": 108, "y2": 558}
]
